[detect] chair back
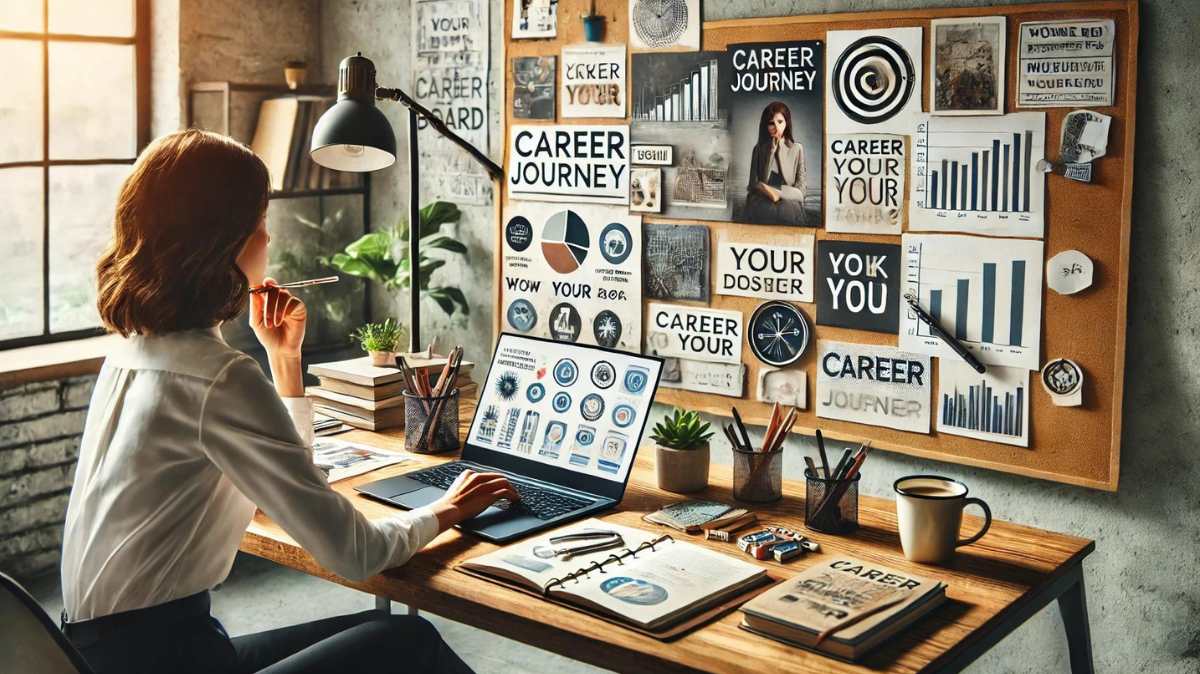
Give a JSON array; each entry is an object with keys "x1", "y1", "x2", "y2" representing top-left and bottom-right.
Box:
[{"x1": 0, "y1": 572, "x2": 94, "y2": 674}]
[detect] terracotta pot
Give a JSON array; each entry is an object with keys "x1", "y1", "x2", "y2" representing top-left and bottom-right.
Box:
[
  {"x1": 284, "y1": 62, "x2": 307, "y2": 90},
  {"x1": 368, "y1": 350, "x2": 397, "y2": 367},
  {"x1": 656, "y1": 443, "x2": 710, "y2": 493}
]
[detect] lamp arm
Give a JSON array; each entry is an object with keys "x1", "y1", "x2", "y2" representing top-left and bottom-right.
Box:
[{"x1": 377, "y1": 86, "x2": 503, "y2": 180}]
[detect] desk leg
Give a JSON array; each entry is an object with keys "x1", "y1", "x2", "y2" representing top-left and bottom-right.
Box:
[
  {"x1": 1057, "y1": 568, "x2": 1094, "y2": 674},
  {"x1": 376, "y1": 595, "x2": 391, "y2": 614}
]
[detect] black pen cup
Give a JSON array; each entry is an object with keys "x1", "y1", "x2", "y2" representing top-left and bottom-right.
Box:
[
  {"x1": 733, "y1": 447, "x2": 783, "y2": 503},
  {"x1": 805, "y1": 469, "x2": 860, "y2": 534},
  {"x1": 404, "y1": 389, "x2": 460, "y2": 454}
]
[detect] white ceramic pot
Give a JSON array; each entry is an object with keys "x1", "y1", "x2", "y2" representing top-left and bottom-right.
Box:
[{"x1": 656, "y1": 443, "x2": 710, "y2": 493}]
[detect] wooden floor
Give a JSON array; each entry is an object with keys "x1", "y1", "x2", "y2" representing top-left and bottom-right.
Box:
[{"x1": 241, "y1": 416, "x2": 1093, "y2": 673}]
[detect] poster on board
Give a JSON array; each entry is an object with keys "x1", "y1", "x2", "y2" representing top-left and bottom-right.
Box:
[
  {"x1": 645, "y1": 303, "x2": 743, "y2": 365},
  {"x1": 512, "y1": 56, "x2": 556, "y2": 120},
  {"x1": 825, "y1": 134, "x2": 906, "y2": 234},
  {"x1": 723, "y1": 41, "x2": 823, "y2": 227},
  {"x1": 715, "y1": 233, "x2": 813, "y2": 304},
  {"x1": 816, "y1": 240, "x2": 901, "y2": 333},
  {"x1": 1017, "y1": 19, "x2": 1115, "y2": 108},
  {"x1": 630, "y1": 52, "x2": 733, "y2": 222},
  {"x1": 629, "y1": 0, "x2": 700, "y2": 51},
  {"x1": 660, "y1": 359, "x2": 745, "y2": 397},
  {"x1": 816, "y1": 340, "x2": 931, "y2": 434},
  {"x1": 900, "y1": 233, "x2": 1044, "y2": 371},
  {"x1": 826, "y1": 27, "x2": 922, "y2": 134},
  {"x1": 501, "y1": 203, "x2": 642, "y2": 353},
  {"x1": 562, "y1": 44, "x2": 626, "y2": 118},
  {"x1": 507, "y1": 125, "x2": 630, "y2": 205},
  {"x1": 644, "y1": 224, "x2": 710, "y2": 301},
  {"x1": 412, "y1": 0, "x2": 490, "y2": 205},
  {"x1": 930, "y1": 16, "x2": 1006, "y2": 115},
  {"x1": 512, "y1": 0, "x2": 557, "y2": 39},
  {"x1": 909, "y1": 112, "x2": 1047, "y2": 238},
  {"x1": 937, "y1": 361, "x2": 1030, "y2": 447}
]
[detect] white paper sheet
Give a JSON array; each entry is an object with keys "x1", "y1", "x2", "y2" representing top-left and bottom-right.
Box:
[
  {"x1": 645, "y1": 303, "x2": 743, "y2": 365},
  {"x1": 501, "y1": 203, "x2": 642, "y2": 353},
  {"x1": 562, "y1": 44, "x2": 626, "y2": 118},
  {"x1": 908, "y1": 112, "x2": 1047, "y2": 238},
  {"x1": 816, "y1": 340, "x2": 931, "y2": 434},
  {"x1": 899, "y1": 234, "x2": 1044, "y2": 371},
  {"x1": 937, "y1": 361, "x2": 1030, "y2": 447},
  {"x1": 1017, "y1": 19, "x2": 1115, "y2": 108},
  {"x1": 628, "y1": 0, "x2": 700, "y2": 51},
  {"x1": 507, "y1": 125, "x2": 630, "y2": 204},
  {"x1": 715, "y1": 233, "x2": 814, "y2": 303},
  {"x1": 411, "y1": 0, "x2": 490, "y2": 205}
]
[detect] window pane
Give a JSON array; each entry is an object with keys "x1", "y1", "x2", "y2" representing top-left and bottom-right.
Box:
[
  {"x1": 49, "y1": 0, "x2": 132, "y2": 36},
  {"x1": 0, "y1": 40, "x2": 44, "y2": 163},
  {"x1": 0, "y1": 2, "x2": 43, "y2": 32},
  {"x1": 48, "y1": 164, "x2": 128, "y2": 332},
  {"x1": 49, "y1": 42, "x2": 135, "y2": 159},
  {"x1": 0, "y1": 168, "x2": 45, "y2": 340}
]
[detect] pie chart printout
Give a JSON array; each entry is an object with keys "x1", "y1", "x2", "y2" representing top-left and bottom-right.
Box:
[{"x1": 542, "y1": 210, "x2": 591, "y2": 273}]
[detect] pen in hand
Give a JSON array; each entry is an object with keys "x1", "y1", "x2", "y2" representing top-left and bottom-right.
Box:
[{"x1": 250, "y1": 276, "x2": 340, "y2": 294}]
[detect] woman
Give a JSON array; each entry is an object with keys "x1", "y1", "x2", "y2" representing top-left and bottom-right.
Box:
[
  {"x1": 743, "y1": 101, "x2": 809, "y2": 226},
  {"x1": 58, "y1": 129, "x2": 516, "y2": 673}
]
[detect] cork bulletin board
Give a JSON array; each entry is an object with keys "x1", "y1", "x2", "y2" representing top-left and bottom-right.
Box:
[{"x1": 495, "y1": 0, "x2": 1138, "y2": 490}]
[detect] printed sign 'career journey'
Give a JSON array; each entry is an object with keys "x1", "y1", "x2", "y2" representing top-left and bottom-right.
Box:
[{"x1": 508, "y1": 125, "x2": 630, "y2": 205}]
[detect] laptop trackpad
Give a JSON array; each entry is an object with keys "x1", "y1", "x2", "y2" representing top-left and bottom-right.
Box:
[{"x1": 392, "y1": 486, "x2": 443, "y2": 507}]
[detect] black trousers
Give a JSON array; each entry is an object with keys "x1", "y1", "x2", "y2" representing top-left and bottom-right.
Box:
[{"x1": 61, "y1": 590, "x2": 474, "y2": 673}]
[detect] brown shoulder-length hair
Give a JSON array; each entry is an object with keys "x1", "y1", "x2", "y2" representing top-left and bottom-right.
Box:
[
  {"x1": 96, "y1": 129, "x2": 270, "y2": 336},
  {"x1": 756, "y1": 101, "x2": 795, "y2": 146}
]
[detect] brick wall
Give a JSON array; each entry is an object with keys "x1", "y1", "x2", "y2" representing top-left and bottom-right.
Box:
[{"x1": 0, "y1": 375, "x2": 95, "y2": 583}]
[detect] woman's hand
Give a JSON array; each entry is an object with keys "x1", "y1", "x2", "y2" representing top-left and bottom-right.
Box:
[
  {"x1": 757, "y1": 182, "x2": 782, "y2": 203},
  {"x1": 430, "y1": 469, "x2": 520, "y2": 532},
  {"x1": 250, "y1": 277, "x2": 307, "y2": 359}
]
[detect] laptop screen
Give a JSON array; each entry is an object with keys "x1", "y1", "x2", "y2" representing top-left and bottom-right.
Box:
[{"x1": 467, "y1": 334, "x2": 663, "y2": 484}]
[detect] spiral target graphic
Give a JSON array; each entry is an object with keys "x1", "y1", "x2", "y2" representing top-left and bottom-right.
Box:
[{"x1": 832, "y1": 36, "x2": 915, "y2": 125}]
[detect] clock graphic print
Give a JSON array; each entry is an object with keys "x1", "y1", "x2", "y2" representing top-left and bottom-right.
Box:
[
  {"x1": 541, "y1": 210, "x2": 590, "y2": 273},
  {"x1": 748, "y1": 301, "x2": 811, "y2": 367}
]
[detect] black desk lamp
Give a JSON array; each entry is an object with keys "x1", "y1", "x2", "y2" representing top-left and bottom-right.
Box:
[{"x1": 310, "y1": 53, "x2": 503, "y2": 353}]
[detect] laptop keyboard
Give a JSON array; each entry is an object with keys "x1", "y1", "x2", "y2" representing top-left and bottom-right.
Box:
[{"x1": 407, "y1": 463, "x2": 593, "y2": 520}]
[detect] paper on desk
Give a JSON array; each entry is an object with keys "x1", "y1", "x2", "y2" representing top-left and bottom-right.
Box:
[{"x1": 311, "y1": 439, "x2": 411, "y2": 483}]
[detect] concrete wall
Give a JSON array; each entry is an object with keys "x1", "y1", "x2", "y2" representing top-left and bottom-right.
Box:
[
  {"x1": 320, "y1": 0, "x2": 502, "y2": 366},
  {"x1": 319, "y1": 1, "x2": 1200, "y2": 672}
]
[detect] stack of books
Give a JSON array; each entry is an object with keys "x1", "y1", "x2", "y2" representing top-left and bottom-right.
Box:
[
  {"x1": 739, "y1": 556, "x2": 946, "y2": 660},
  {"x1": 306, "y1": 356, "x2": 476, "y2": 431}
]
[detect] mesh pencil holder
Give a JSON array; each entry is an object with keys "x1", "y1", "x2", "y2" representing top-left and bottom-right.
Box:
[
  {"x1": 732, "y1": 447, "x2": 783, "y2": 503},
  {"x1": 404, "y1": 389, "x2": 460, "y2": 454},
  {"x1": 804, "y1": 469, "x2": 860, "y2": 534}
]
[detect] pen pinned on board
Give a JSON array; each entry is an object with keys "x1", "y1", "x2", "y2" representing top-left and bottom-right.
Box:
[
  {"x1": 903, "y1": 292, "x2": 986, "y2": 374},
  {"x1": 249, "y1": 275, "x2": 340, "y2": 294}
]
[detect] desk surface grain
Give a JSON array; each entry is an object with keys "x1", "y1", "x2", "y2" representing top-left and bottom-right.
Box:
[{"x1": 241, "y1": 418, "x2": 1093, "y2": 674}]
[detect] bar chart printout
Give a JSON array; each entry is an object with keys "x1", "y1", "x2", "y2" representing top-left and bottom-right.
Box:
[
  {"x1": 909, "y1": 112, "x2": 1046, "y2": 238},
  {"x1": 900, "y1": 234, "x2": 1044, "y2": 371},
  {"x1": 937, "y1": 361, "x2": 1030, "y2": 447}
]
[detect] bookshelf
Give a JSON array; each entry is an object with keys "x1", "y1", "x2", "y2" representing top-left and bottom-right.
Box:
[{"x1": 186, "y1": 80, "x2": 372, "y2": 359}]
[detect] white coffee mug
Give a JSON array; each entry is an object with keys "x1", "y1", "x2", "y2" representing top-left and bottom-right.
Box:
[{"x1": 894, "y1": 475, "x2": 992, "y2": 563}]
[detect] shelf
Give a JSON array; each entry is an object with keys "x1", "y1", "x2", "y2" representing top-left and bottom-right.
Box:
[
  {"x1": 269, "y1": 187, "x2": 367, "y2": 200},
  {"x1": 190, "y1": 80, "x2": 335, "y2": 96}
]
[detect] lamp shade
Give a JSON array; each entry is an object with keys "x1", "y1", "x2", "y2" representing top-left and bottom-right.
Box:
[{"x1": 310, "y1": 54, "x2": 397, "y2": 172}]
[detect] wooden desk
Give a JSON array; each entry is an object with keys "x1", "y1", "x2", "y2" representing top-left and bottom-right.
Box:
[{"x1": 240, "y1": 421, "x2": 1095, "y2": 674}]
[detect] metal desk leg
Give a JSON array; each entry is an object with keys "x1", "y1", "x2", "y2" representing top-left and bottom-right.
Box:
[
  {"x1": 1057, "y1": 568, "x2": 1094, "y2": 674},
  {"x1": 376, "y1": 595, "x2": 391, "y2": 614}
]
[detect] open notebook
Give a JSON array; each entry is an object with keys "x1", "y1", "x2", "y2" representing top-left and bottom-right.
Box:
[{"x1": 458, "y1": 519, "x2": 770, "y2": 635}]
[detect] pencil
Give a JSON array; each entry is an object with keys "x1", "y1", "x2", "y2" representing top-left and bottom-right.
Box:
[
  {"x1": 249, "y1": 276, "x2": 339, "y2": 294},
  {"x1": 815, "y1": 429, "x2": 830, "y2": 479}
]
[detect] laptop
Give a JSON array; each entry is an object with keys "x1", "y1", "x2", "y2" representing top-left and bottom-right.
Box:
[{"x1": 356, "y1": 333, "x2": 664, "y2": 543}]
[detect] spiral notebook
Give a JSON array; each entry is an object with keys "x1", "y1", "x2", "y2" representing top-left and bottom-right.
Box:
[{"x1": 457, "y1": 519, "x2": 772, "y2": 637}]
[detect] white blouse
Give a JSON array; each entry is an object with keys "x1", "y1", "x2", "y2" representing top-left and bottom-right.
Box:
[{"x1": 60, "y1": 327, "x2": 438, "y2": 622}]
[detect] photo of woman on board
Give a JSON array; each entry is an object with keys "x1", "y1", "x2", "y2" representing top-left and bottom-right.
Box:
[{"x1": 743, "y1": 101, "x2": 809, "y2": 226}]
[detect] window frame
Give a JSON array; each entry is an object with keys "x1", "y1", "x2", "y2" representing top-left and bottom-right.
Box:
[{"x1": 0, "y1": 0, "x2": 150, "y2": 350}]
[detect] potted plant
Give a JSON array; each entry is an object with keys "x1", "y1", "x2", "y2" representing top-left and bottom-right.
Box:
[
  {"x1": 581, "y1": 0, "x2": 604, "y2": 42},
  {"x1": 650, "y1": 408, "x2": 714, "y2": 493},
  {"x1": 351, "y1": 318, "x2": 406, "y2": 366}
]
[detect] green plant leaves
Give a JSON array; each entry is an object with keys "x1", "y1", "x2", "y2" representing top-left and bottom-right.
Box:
[{"x1": 649, "y1": 407, "x2": 713, "y2": 450}]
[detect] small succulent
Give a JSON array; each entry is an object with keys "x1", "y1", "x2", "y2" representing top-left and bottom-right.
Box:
[
  {"x1": 650, "y1": 408, "x2": 713, "y2": 451},
  {"x1": 351, "y1": 318, "x2": 405, "y2": 353}
]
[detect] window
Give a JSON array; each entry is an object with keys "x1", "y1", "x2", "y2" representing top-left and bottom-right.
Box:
[{"x1": 0, "y1": 0, "x2": 148, "y2": 348}]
